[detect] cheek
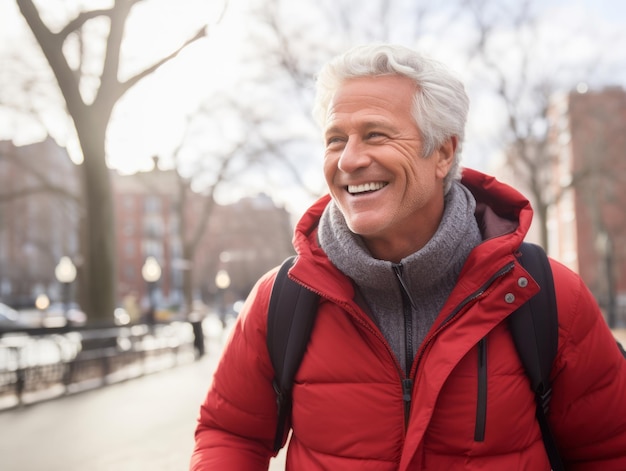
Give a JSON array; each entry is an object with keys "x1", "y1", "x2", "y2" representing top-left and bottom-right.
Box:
[
  {"x1": 323, "y1": 155, "x2": 337, "y2": 184},
  {"x1": 403, "y1": 161, "x2": 425, "y2": 191},
  {"x1": 402, "y1": 165, "x2": 433, "y2": 203}
]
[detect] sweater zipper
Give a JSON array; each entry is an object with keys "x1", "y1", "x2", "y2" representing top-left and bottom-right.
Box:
[{"x1": 392, "y1": 263, "x2": 417, "y2": 427}]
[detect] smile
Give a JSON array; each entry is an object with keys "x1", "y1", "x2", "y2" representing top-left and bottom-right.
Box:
[{"x1": 347, "y1": 182, "x2": 388, "y2": 195}]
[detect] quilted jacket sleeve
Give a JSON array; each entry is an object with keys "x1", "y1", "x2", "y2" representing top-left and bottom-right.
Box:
[
  {"x1": 549, "y1": 261, "x2": 626, "y2": 470},
  {"x1": 190, "y1": 272, "x2": 280, "y2": 471}
]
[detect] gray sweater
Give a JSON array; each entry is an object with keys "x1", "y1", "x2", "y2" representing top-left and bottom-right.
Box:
[{"x1": 318, "y1": 182, "x2": 483, "y2": 373}]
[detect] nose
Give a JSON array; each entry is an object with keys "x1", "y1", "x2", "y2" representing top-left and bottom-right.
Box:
[{"x1": 337, "y1": 138, "x2": 371, "y2": 173}]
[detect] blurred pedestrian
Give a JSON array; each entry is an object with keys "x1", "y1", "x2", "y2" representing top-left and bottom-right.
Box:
[{"x1": 189, "y1": 311, "x2": 205, "y2": 360}]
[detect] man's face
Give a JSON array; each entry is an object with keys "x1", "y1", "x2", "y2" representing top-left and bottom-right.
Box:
[{"x1": 323, "y1": 75, "x2": 453, "y2": 256}]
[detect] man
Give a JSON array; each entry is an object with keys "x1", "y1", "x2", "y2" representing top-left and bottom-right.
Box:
[{"x1": 191, "y1": 44, "x2": 626, "y2": 470}]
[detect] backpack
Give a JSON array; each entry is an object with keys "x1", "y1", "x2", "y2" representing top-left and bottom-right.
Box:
[{"x1": 266, "y1": 242, "x2": 620, "y2": 470}]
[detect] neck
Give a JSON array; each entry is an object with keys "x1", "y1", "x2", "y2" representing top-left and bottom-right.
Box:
[
  {"x1": 362, "y1": 219, "x2": 441, "y2": 263},
  {"x1": 360, "y1": 201, "x2": 445, "y2": 263}
]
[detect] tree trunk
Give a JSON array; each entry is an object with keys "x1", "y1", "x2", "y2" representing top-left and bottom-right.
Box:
[
  {"x1": 74, "y1": 115, "x2": 116, "y2": 323},
  {"x1": 182, "y1": 247, "x2": 194, "y2": 318}
]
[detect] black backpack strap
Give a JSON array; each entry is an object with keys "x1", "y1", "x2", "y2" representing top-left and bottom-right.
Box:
[
  {"x1": 508, "y1": 242, "x2": 564, "y2": 471},
  {"x1": 266, "y1": 256, "x2": 320, "y2": 452}
]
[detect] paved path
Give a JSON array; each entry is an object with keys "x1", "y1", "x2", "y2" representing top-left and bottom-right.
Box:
[
  {"x1": 0, "y1": 331, "x2": 286, "y2": 471},
  {"x1": 1, "y1": 326, "x2": 623, "y2": 470}
]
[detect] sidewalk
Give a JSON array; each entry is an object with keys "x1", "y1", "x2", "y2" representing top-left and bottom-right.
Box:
[
  {"x1": 1, "y1": 326, "x2": 622, "y2": 470},
  {"x1": 0, "y1": 328, "x2": 286, "y2": 471}
]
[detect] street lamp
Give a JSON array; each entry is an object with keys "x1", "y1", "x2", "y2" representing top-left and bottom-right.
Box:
[
  {"x1": 35, "y1": 293, "x2": 50, "y2": 327},
  {"x1": 141, "y1": 256, "x2": 161, "y2": 325},
  {"x1": 215, "y1": 269, "x2": 231, "y2": 291},
  {"x1": 54, "y1": 256, "x2": 77, "y2": 326},
  {"x1": 215, "y1": 269, "x2": 231, "y2": 323}
]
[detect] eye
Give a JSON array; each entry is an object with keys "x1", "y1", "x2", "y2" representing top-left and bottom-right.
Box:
[
  {"x1": 366, "y1": 132, "x2": 387, "y2": 141},
  {"x1": 325, "y1": 136, "x2": 346, "y2": 148}
]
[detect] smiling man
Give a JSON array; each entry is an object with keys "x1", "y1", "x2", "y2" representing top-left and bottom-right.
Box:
[
  {"x1": 191, "y1": 44, "x2": 626, "y2": 470},
  {"x1": 322, "y1": 74, "x2": 455, "y2": 262}
]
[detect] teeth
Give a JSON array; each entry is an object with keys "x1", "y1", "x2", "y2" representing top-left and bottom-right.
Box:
[{"x1": 347, "y1": 182, "x2": 387, "y2": 194}]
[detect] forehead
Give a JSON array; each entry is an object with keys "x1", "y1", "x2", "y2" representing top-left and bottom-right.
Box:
[{"x1": 325, "y1": 75, "x2": 417, "y2": 126}]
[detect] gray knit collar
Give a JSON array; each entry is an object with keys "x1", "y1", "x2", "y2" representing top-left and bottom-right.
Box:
[{"x1": 318, "y1": 182, "x2": 482, "y2": 294}]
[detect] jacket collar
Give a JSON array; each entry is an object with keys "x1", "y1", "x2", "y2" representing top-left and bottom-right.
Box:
[{"x1": 289, "y1": 169, "x2": 533, "y2": 297}]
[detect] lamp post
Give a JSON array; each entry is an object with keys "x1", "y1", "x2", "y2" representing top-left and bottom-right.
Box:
[
  {"x1": 54, "y1": 256, "x2": 77, "y2": 326},
  {"x1": 215, "y1": 269, "x2": 231, "y2": 324},
  {"x1": 35, "y1": 293, "x2": 50, "y2": 327},
  {"x1": 141, "y1": 256, "x2": 162, "y2": 326},
  {"x1": 595, "y1": 230, "x2": 616, "y2": 328}
]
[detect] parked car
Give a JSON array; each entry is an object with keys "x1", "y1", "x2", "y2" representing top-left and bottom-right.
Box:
[
  {"x1": 0, "y1": 302, "x2": 21, "y2": 326},
  {"x1": 44, "y1": 302, "x2": 87, "y2": 327}
]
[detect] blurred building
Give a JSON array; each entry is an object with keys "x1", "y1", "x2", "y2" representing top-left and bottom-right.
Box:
[
  {"x1": 1, "y1": 147, "x2": 295, "y2": 316},
  {"x1": 112, "y1": 157, "x2": 294, "y2": 315},
  {"x1": 547, "y1": 86, "x2": 626, "y2": 324},
  {"x1": 0, "y1": 136, "x2": 81, "y2": 307},
  {"x1": 112, "y1": 158, "x2": 179, "y2": 318},
  {"x1": 197, "y1": 193, "x2": 295, "y2": 304}
]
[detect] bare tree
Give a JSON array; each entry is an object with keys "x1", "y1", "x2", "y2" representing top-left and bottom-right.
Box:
[
  {"x1": 227, "y1": 0, "x2": 470, "y2": 213},
  {"x1": 16, "y1": 0, "x2": 210, "y2": 322},
  {"x1": 568, "y1": 90, "x2": 626, "y2": 327},
  {"x1": 463, "y1": 0, "x2": 555, "y2": 248},
  {"x1": 462, "y1": 0, "x2": 624, "y2": 251},
  {"x1": 170, "y1": 107, "x2": 243, "y2": 316},
  {"x1": 169, "y1": 94, "x2": 302, "y2": 314}
]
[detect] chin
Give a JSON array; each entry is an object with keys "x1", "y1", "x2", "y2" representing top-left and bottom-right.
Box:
[{"x1": 345, "y1": 218, "x2": 385, "y2": 238}]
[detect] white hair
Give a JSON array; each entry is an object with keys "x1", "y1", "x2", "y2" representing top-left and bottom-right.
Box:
[{"x1": 313, "y1": 44, "x2": 469, "y2": 193}]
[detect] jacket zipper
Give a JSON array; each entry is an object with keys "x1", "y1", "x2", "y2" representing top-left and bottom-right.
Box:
[{"x1": 305, "y1": 261, "x2": 514, "y2": 438}]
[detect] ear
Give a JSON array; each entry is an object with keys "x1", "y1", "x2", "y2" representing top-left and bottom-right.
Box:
[{"x1": 435, "y1": 136, "x2": 457, "y2": 179}]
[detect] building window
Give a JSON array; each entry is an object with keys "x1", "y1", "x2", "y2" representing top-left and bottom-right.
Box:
[
  {"x1": 124, "y1": 195, "x2": 135, "y2": 211},
  {"x1": 124, "y1": 221, "x2": 135, "y2": 237},
  {"x1": 145, "y1": 196, "x2": 162, "y2": 213},
  {"x1": 142, "y1": 240, "x2": 163, "y2": 260},
  {"x1": 143, "y1": 217, "x2": 163, "y2": 238},
  {"x1": 124, "y1": 264, "x2": 135, "y2": 281}
]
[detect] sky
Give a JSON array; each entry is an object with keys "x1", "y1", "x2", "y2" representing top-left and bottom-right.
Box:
[{"x1": 1, "y1": 0, "x2": 625, "y2": 216}]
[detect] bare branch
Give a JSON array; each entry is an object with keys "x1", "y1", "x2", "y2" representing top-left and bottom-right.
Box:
[
  {"x1": 0, "y1": 144, "x2": 81, "y2": 203},
  {"x1": 57, "y1": 9, "x2": 111, "y2": 40},
  {"x1": 16, "y1": 0, "x2": 85, "y2": 113},
  {"x1": 116, "y1": 26, "x2": 208, "y2": 100},
  {"x1": 0, "y1": 185, "x2": 79, "y2": 203}
]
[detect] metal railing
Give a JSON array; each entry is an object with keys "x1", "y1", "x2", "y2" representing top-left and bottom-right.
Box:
[{"x1": 0, "y1": 321, "x2": 196, "y2": 411}]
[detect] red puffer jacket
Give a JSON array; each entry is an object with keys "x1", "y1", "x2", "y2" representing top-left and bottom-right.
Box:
[{"x1": 191, "y1": 169, "x2": 626, "y2": 470}]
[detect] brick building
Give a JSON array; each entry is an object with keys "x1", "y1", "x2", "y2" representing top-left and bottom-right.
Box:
[
  {"x1": 1, "y1": 144, "x2": 295, "y2": 318},
  {"x1": 112, "y1": 160, "x2": 295, "y2": 317},
  {"x1": 0, "y1": 137, "x2": 80, "y2": 307},
  {"x1": 548, "y1": 86, "x2": 626, "y2": 325},
  {"x1": 196, "y1": 193, "x2": 295, "y2": 303}
]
